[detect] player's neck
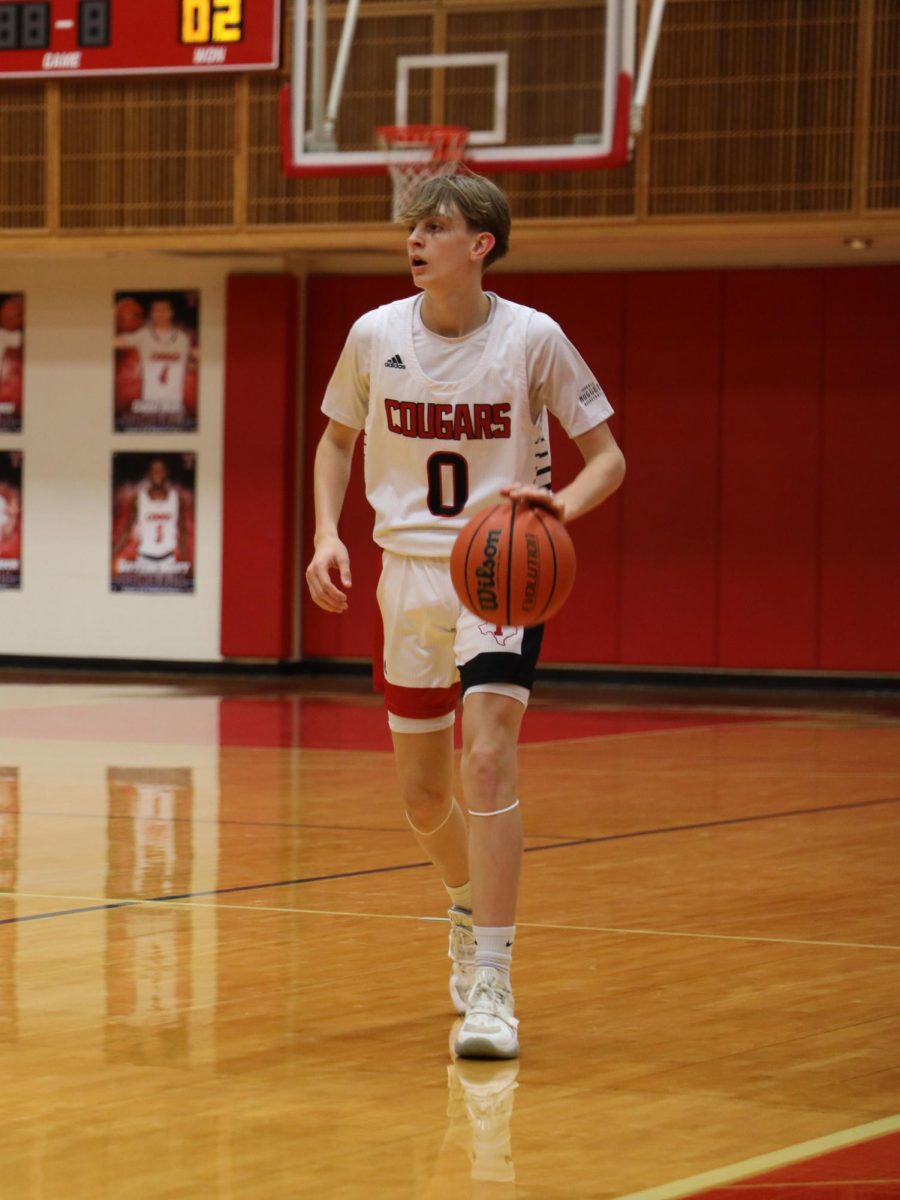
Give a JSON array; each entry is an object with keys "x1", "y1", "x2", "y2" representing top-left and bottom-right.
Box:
[{"x1": 418, "y1": 285, "x2": 490, "y2": 339}]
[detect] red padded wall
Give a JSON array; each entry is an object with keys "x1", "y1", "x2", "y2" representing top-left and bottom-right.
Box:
[
  {"x1": 717, "y1": 271, "x2": 823, "y2": 668},
  {"x1": 820, "y1": 267, "x2": 900, "y2": 670},
  {"x1": 221, "y1": 274, "x2": 299, "y2": 658},
  {"x1": 619, "y1": 272, "x2": 723, "y2": 665}
]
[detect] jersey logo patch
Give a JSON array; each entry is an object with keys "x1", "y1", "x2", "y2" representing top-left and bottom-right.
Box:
[{"x1": 384, "y1": 354, "x2": 406, "y2": 370}]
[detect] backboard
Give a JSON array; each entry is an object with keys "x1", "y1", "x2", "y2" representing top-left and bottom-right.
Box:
[{"x1": 280, "y1": 0, "x2": 666, "y2": 179}]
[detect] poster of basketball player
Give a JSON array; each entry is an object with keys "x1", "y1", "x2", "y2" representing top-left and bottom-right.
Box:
[
  {"x1": 0, "y1": 451, "x2": 22, "y2": 590},
  {"x1": 111, "y1": 452, "x2": 195, "y2": 593},
  {"x1": 0, "y1": 293, "x2": 24, "y2": 434},
  {"x1": 113, "y1": 290, "x2": 199, "y2": 432}
]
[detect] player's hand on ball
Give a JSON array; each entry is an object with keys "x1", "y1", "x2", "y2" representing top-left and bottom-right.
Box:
[
  {"x1": 501, "y1": 483, "x2": 566, "y2": 522},
  {"x1": 306, "y1": 534, "x2": 352, "y2": 613}
]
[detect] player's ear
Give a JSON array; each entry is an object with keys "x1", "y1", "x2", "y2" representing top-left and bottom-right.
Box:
[{"x1": 471, "y1": 231, "x2": 496, "y2": 264}]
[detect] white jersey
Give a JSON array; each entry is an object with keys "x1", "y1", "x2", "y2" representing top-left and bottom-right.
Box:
[
  {"x1": 124, "y1": 326, "x2": 192, "y2": 408},
  {"x1": 136, "y1": 485, "x2": 179, "y2": 558},
  {"x1": 322, "y1": 293, "x2": 613, "y2": 556}
]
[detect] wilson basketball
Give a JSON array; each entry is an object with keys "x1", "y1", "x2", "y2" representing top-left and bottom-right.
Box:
[
  {"x1": 450, "y1": 501, "x2": 576, "y2": 627},
  {"x1": 115, "y1": 296, "x2": 145, "y2": 333}
]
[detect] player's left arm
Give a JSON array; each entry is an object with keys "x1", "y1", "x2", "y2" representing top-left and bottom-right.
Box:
[{"x1": 504, "y1": 421, "x2": 624, "y2": 523}]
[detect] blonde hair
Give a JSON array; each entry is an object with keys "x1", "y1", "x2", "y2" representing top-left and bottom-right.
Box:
[{"x1": 398, "y1": 172, "x2": 511, "y2": 268}]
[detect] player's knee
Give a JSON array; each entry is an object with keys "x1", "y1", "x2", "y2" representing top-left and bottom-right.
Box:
[
  {"x1": 403, "y1": 784, "x2": 450, "y2": 829},
  {"x1": 462, "y1": 739, "x2": 508, "y2": 799}
]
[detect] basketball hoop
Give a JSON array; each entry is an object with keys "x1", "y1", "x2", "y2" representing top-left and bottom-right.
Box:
[{"x1": 375, "y1": 125, "x2": 469, "y2": 219}]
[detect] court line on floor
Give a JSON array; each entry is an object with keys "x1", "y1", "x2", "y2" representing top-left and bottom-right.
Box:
[
  {"x1": 617, "y1": 1113, "x2": 900, "y2": 1200},
  {"x1": 3, "y1": 890, "x2": 899, "y2": 952},
  {"x1": 6, "y1": 792, "x2": 899, "y2": 838},
  {"x1": 1, "y1": 796, "x2": 897, "y2": 931}
]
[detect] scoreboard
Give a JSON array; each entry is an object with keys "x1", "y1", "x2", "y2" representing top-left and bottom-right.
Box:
[{"x1": 0, "y1": 0, "x2": 281, "y2": 77}]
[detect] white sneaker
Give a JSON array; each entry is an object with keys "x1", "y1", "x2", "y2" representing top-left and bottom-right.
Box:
[
  {"x1": 448, "y1": 906, "x2": 475, "y2": 1014},
  {"x1": 453, "y1": 967, "x2": 519, "y2": 1059}
]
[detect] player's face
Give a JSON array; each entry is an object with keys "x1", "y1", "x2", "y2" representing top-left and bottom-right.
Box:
[
  {"x1": 150, "y1": 301, "x2": 174, "y2": 330},
  {"x1": 407, "y1": 206, "x2": 488, "y2": 289},
  {"x1": 148, "y1": 460, "x2": 168, "y2": 487}
]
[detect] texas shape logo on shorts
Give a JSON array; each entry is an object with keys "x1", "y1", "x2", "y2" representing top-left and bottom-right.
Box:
[{"x1": 478, "y1": 622, "x2": 515, "y2": 646}]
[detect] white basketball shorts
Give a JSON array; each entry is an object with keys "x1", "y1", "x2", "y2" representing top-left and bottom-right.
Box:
[{"x1": 376, "y1": 551, "x2": 544, "y2": 732}]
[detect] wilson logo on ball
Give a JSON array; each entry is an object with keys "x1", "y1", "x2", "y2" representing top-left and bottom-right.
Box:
[
  {"x1": 474, "y1": 527, "x2": 502, "y2": 612},
  {"x1": 450, "y1": 500, "x2": 576, "y2": 627}
]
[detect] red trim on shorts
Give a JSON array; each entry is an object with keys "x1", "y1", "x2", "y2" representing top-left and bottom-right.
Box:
[{"x1": 383, "y1": 681, "x2": 460, "y2": 719}]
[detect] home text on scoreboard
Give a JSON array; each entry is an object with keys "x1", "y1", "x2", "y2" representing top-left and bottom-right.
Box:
[{"x1": 0, "y1": 0, "x2": 281, "y2": 77}]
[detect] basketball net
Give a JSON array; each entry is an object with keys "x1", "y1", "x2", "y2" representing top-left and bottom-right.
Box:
[{"x1": 375, "y1": 125, "x2": 469, "y2": 219}]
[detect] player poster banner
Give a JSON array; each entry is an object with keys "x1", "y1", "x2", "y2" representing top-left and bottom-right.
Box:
[
  {"x1": 0, "y1": 294, "x2": 25, "y2": 434},
  {"x1": 0, "y1": 451, "x2": 22, "y2": 590},
  {"x1": 114, "y1": 290, "x2": 199, "y2": 432},
  {"x1": 111, "y1": 453, "x2": 196, "y2": 593}
]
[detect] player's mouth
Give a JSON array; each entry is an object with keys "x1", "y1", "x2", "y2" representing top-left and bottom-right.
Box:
[{"x1": 410, "y1": 255, "x2": 428, "y2": 272}]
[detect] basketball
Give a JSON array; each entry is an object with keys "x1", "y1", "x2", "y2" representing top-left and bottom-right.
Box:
[
  {"x1": 0, "y1": 295, "x2": 23, "y2": 331},
  {"x1": 115, "y1": 296, "x2": 145, "y2": 333},
  {"x1": 450, "y1": 500, "x2": 576, "y2": 627}
]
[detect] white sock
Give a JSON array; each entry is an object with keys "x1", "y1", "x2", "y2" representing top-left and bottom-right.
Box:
[
  {"x1": 473, "y1": 925, "x2": 515, "y2": 981},
  {"x1": 445, "y1": 881, "x2": 472, "y2": 913}
]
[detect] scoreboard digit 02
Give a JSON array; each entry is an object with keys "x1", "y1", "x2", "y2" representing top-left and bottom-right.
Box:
[{"x1": 0, "y1": 0, "x2": 281, "y2": 77}]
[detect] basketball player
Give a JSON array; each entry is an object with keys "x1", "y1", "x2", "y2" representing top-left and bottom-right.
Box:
[
  {"x1": 113, "y1": 458, "x2": 188, "y2": 575},
  {"x1": 0, "y1": 484, "x2": 19, "y2": 552},
  {"x1": 0, "y1": 322, "x2": 23, "y2": 416},
  {"x1": 114, "y1": 298, "x2": 197, "y2": 420},
  {"x1": 0, "y1": 323, "x2": 22, "y2": 364},
  {"x1": 305, "y1": 173, "x2": 625, "y2": 1058}
]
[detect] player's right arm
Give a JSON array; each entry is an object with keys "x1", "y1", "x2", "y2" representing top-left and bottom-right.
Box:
[{"x1": 305, "y1": 419, "x2": 360, "y2": 613}]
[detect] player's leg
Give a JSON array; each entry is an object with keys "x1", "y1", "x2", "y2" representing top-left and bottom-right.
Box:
[
  {"x1": 460, "y1": 691, "x2": 525, "y2": 930},
  {"x1": 391, "y1": 725, "x2": 466, "y2": 889},
  {"x1": 391, "y1": 723, "x2": 475, "y2": 1012},
  {"x1": 453, "y1": 690, "x2": 525, "y2": 1060},
  {"x1": 378, "y1": 552, "x2": 475, "y2": 1010},
  {"x1": 451, "y1": 617, "x2": 542, "y2": 1060}
]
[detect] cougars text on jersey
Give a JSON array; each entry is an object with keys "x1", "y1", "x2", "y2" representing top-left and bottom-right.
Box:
[{"x1": 384, "y1": 398, "x2": 511, "y2": 440}]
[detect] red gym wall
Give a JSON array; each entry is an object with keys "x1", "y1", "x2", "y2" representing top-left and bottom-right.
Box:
[
  {"x1": 228, "y1": 265, "x2": 900, "y2": 674},
  {"x1": 221, "y1": 274, "x2": 300, "y2": 659}
]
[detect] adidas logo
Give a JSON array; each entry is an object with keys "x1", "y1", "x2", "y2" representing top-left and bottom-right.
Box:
[{"x1": 384, "y1": 353, "x2": 406, "y2": 370}]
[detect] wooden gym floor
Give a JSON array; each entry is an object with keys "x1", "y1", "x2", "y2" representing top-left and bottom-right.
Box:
[{"x1": 0, "y1": 672, "x2": 898, "y2": 1199}]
